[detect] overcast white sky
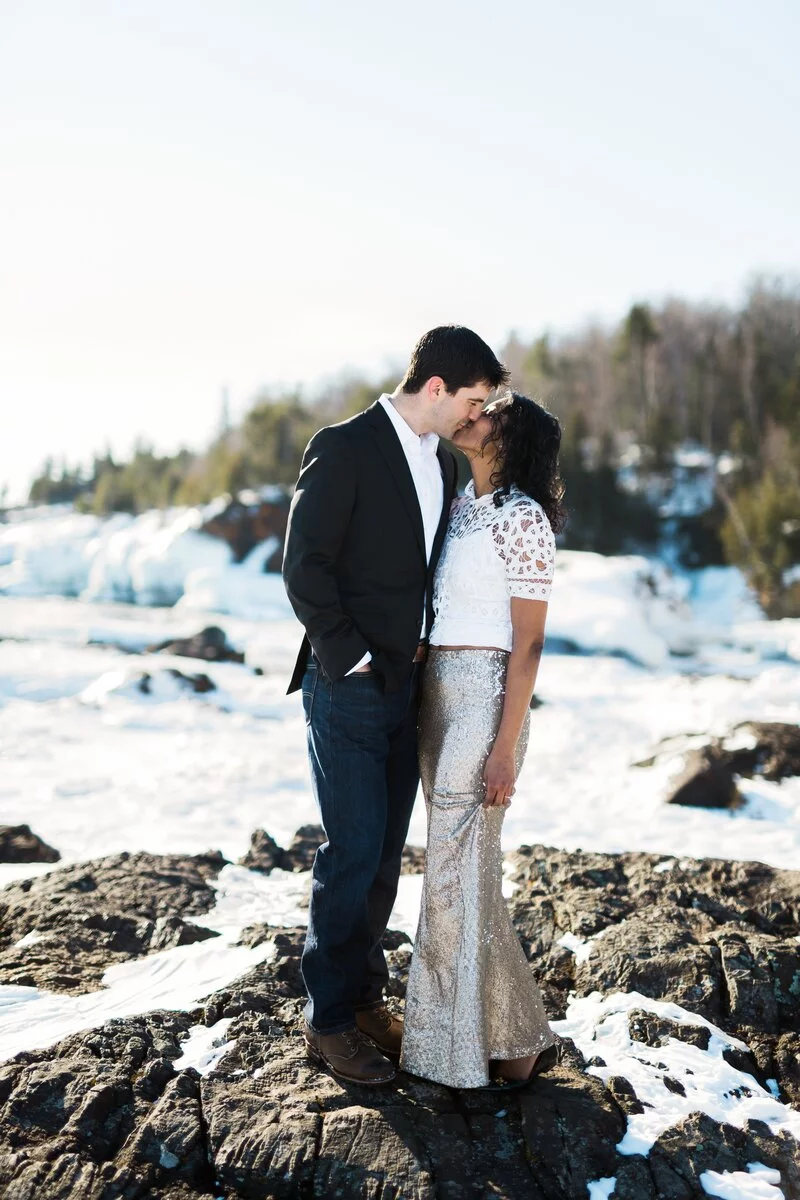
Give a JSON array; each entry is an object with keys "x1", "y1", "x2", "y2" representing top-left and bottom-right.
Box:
[{"x1": 1, "y1": 0, "x2": 798, "y2": 502}]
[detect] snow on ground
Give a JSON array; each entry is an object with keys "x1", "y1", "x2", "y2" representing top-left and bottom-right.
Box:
[
  {"x1": 0, "y1": 865, "x2": 279, "y2": 1060},
  {"x1": 553, "y1": 991, "x2": 800, "y2": 1155},
  {"x1": 1, "y1": 590, "x2": 799, "y2": 873},
  {"x1": 1, "y1": 548, "x2": 798, "y2": 1176},
  {"x1": 173, "y1": 1018, "x2": 236, "y2": 1077},
  {"x1": 3, "y1": 501, "x2": 799, "y2": 667},
  {"x1": 0, "y1": 863, "x2": 420, "y2": 1062},
  {"x1": 700, "y1": 1164, "x2": 785, "y2": 1199}
]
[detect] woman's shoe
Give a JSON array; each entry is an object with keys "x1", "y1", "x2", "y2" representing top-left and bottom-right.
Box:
[{"x1": 485, "y1": 1043, "x2": 559, "y2": 1091}]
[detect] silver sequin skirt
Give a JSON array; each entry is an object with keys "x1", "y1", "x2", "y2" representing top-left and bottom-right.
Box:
[{"x1": 400, "y1": 647, "x2": 558, "y2": 1089}]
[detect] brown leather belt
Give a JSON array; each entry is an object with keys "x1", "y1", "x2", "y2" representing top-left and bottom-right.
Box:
[{"x1": 413, "y1": 641, "x2": 428, "y2": 664}]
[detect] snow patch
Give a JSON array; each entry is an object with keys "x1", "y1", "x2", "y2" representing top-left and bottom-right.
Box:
[
  {"x1": 700, "y1": 1162, "x2": 784, "y2": 1199},
  {"x1": 553, "y1": 991, "x2": 800, "y2": 1157},
  {"x1": 586, "y1": 1179, "x2": 617, "y2": 1200},
  {"x1": 13, "y1": 930, "x2": 46, "y2": 948},
  {"x1": 558, "y1": 922, "x2": 626, "y2": 964},
  {"x1": 174, "y1": 1018, "x2": 236, "y2": 1076},
  {"x1": 558, "y1": 932, "x2": 594, "y2": 963},
  {"x1": 177, "y1": 542, "x2": 294, "y2": 621}
]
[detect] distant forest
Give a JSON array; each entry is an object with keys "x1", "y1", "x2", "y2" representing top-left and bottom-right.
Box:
[{"x1": 22, "y1": 277, "x2": 800, "y2": 615}]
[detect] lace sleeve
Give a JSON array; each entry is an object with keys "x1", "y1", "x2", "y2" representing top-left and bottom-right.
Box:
[{"x1": 493, "y1": 498, "x2": 556, "y2": 601}]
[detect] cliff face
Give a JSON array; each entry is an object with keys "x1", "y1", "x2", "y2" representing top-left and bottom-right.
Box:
[{"x1": 0, "y1": 835, "x2": 798, "y2": 1199}]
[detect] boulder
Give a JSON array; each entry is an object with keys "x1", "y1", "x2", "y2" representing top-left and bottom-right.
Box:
[
  {"x1": 665, "y1": 742, "x2": 743, "y2": 808},
  {"x1": 237, "y1": 828, "x2": 285, "y2": 873},
  {"x1": 401, "y1": 844, "x2": 426, "y2": 874},
  {"x1": 282, "y1": 823, "x2": 325, "y2": 871},
  {"x1": 140, "y1": 669, "x2": 217, "y2": 695},
  {"x1": 146, "y1": 625, "x2": 244, "y2": 664},
  {"x1": 0, "y1": 824, "x2": 60, "y2": 864},
  {"x1": 238, "y1": 825, "x2": 427, "y2": 877},
  {"x1": 200, "y1": 490, "x2": 290, "y2": 568},
  {"x1": 647, "y1": 721, "x2": 800, "y2": 809},
  {"x1": 733, "y1": 720, "x2": 800, "y2": 781}
]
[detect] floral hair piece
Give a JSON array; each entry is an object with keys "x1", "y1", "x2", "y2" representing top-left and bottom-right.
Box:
[{"x1": 483, "y1": 386, "x2": 515, "y2": 414}]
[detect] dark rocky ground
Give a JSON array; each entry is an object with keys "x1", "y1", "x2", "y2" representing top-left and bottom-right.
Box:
[
  {"x1": 0, "y1": 829, "x2": 798, "y2": 1199},
  {"x1": 0, "y1": 851, "x2": 224, "y2": 994}
]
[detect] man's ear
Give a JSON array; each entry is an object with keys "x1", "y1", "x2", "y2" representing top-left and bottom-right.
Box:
[{"x1": 426, "y1": 376, "x2": 446, "y2": 400}]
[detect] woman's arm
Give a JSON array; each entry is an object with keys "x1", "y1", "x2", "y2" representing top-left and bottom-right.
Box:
[{"x1": 483, "y1": 596, "x2": 549, "y2": 807}]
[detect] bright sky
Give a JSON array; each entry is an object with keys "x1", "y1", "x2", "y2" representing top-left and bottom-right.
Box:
[{"x1": 2, "y1": 0, "x2": 798, "y2": 503}]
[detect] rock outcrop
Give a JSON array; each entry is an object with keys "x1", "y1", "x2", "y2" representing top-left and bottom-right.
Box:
[
  {"x1": 200, "y1": 490, "x2": 290, "y2": 568},
  {"x1": 146, "y1": 625, "x2": 245, "y2": 665},
  {"x1": 238, "y1": 825, "x2": 426, "y2": 876},
  {"x1": 0, "y1": 838, "x2": 798, "y2": 1198},
  {"x1": 645, "y1": 721, "x2": 800, "y2": 808},
  {"x1": 0, "y1": 851, "x2": 225, "y2": 993},
  {"x1": 507, "y1": 845, "x2": 800, "y2": 1105},
  {"x1": 0, "y1": 824, "x2": 60, "y2": 864}
]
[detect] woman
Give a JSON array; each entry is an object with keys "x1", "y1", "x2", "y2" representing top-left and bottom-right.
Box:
[{"x1": 400, "y1": 391, "x2": 566, "y2": 1090}]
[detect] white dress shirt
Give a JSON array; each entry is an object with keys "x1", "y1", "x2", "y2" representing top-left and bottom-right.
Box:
[{"x1": 347, "y1": 394, "x2": 444, "y2": 673}]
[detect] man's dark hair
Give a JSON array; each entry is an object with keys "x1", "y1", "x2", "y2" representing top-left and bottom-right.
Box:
[{"x1": 400, "y1": 326, "x2": 510, "y2": 394}]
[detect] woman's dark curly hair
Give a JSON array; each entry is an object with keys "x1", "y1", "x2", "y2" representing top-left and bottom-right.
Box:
[{"x1": 481, "y1": 392, "x2": 567, "y2": 534}]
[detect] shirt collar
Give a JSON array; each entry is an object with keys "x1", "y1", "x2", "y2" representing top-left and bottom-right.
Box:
[
  {"x1": 378, "y1": 394, "x2": 439, "y2": 458},
  {"x1": 464, "y1": 479, "x2": 518, "y2": 504},
  {"x1": 464, "y1": 480, "x2": 491, "y2": 505}
]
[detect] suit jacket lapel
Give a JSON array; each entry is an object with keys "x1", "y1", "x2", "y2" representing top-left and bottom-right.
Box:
[{"x1": 367, "y1": 403, "x2": 426, "y2": 558}]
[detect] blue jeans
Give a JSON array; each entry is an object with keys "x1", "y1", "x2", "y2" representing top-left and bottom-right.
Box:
[{"x1": 300, "y1": 658, "x2": 421, "y2": 1034}]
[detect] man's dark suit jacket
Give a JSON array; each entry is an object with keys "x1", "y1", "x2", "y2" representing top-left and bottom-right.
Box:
[{"x1": 283, "y1": 401, "x2": 458, "y2": 695}]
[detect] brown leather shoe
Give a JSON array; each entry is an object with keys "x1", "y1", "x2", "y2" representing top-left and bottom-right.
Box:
[
  {"x1": 304, "y1": 1024, "x2": 396, "y2": 1085},
  {"x1": 355, "y1": 1005, "x2": 404, "y2": 1059}
]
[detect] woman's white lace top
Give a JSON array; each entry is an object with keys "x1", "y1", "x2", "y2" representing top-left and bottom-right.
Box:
[{"x1": 429, "y1": 481, "x2": 556, "y2": 651}]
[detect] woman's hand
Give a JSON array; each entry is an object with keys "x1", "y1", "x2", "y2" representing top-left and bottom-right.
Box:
[{"x1": 483, "y1": 744, "x2": 516, "y2": 808}]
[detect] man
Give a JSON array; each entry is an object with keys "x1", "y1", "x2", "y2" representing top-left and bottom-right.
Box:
[{"x1": 283, "y1": 326, "x2": 510, "y2": 1085}]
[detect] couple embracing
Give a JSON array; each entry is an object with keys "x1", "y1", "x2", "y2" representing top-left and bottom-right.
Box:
[{"x1": 283, "y1": 326, "x2": 566, "y2": 1090}]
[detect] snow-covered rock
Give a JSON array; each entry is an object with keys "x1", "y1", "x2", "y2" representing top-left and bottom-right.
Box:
[
  {"x1": 82, "y1": 510, "x2": 231, "y2": 607},
  {"x1": 78, "y1": 666, "x2": 220, "y2": 706},
  {"x1": 548, "y1": 551, "x2": 694, "y2": 667},
  {"x1": 0, "y1": 512, "x2": 107, "y2": 597},
  {"x1": 177, "y1": 537, "x2": 293, "y2": 620},
  {"x1": 5, "y1": 500, "x2": 797, "y2": 671},
  {"x1": 81, "y1": 511, "x2": 163, "y2": 603},
  {"x1": 128, "y1": 516, "x2": 232, "y2": 608}
]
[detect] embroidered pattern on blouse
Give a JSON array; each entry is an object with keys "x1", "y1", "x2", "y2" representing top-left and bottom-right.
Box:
[{"x1": 431, "y1": 485, "x2": 556, "y2": 634}]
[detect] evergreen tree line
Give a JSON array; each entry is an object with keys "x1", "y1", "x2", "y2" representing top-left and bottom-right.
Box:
[{"x1": 22, "y1": 277, "x2": 800, "y2": 614}]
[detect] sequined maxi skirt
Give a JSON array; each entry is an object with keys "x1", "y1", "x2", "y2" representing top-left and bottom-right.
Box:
[{"x1": 400, "y1": 648, "x2": 558, "y2": 1089}]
